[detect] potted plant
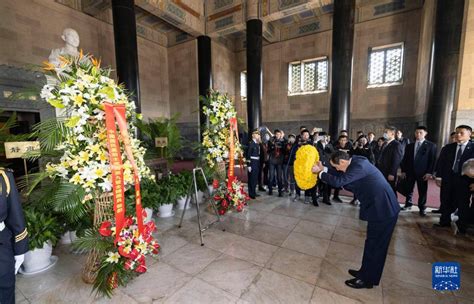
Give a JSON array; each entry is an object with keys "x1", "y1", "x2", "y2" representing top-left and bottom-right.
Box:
[
  {"x1": 175, "y1": 171, "x2": 191, "y2": 210},
  {"x1": 59, "y1": 213, "x2": 92, "y2": 245},
  {"x1": 194, "y1": 165, "x2": 217, "y2": 203},
  {"x1": 195, "y1": 171, "x2": 209, "y2": 204},
  {"x1": 126, "y1": 178, "x2": 160, "y2": 223},
  {"x1": 156, "y1": 176, "x2": 179, "y2": 218},
  {"x1": 22, "y1": 207, "x2": 61, "y2": 274},
  {"x1": 136, "y1": 115, "x2": 185, "y2": 164}
]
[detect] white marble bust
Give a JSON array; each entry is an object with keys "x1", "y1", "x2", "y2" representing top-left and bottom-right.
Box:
[{"x1": 48, "y1": 28, "x2": 80, "y2": 66}]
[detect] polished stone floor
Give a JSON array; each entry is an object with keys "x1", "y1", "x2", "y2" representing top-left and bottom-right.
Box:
[{"x1": 16, "y1": 193, "x2": 474, "y2": 304}]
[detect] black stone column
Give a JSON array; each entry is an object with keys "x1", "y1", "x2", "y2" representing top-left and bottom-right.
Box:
[
  {"x1": 426, "y1": 0, "x2": 465, "y2": 148},
  {"x1": 112, "y1": 0, "x2": 140, "y2": 113},
  {"x1": 197, "y1": 36, "x2": 212, "y2": 142},
  {"x1": 246, "y1": 19, "x2": 263, "y2": 133},
  {"x1": 328, "y1": 0, "x2": 355, "y2": 139}
]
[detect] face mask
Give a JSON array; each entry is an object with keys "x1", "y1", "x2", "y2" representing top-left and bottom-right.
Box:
[
  {"x1": 383, "y1": 133, "x2": 389, "y2": 140},
  {"x1": 289, "y1": 138, "x2": 295, "y2": 143},
  {"x1": 264, "y1": 135, "x2": 270, "y2": 141}
]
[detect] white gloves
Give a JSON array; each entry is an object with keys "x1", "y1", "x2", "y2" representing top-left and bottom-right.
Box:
[
  {"x1": 14, "y1": 254, "x2": 24, "y2": 274},
  {"x1": 248, "y1": 167, "x2": 252, "y2": 173}
]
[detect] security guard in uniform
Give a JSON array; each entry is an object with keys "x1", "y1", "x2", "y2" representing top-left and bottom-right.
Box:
[
  {"x1": 247, "y1": 129, "x2": 261, "y2": 199},
  {"x1": 0, "y1": 168, "x2": 28, "y2": 304}
]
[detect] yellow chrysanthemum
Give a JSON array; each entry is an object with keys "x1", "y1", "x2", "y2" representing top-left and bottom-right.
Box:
[{"x1": 294, "y1": 145, "x2": 320, "y2": 190}]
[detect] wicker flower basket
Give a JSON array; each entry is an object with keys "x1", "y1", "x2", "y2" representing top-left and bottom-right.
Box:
[
  {"x1": 81, "y1": 192, "x2": 114, "y2": 284},
  {"x1": 216, "y1": 161, "x2": 227, "y2": 179}
]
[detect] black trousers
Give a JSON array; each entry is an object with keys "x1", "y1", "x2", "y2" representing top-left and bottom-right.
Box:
[
  {"x1": 0, "y1": 286, "x2": 14, "y2": 304},
  {"x1": 258, "y1": 161, "x2": 268, "y2": 189},
  {"x1": 248, "y1": 160, "x2": 260, "y2": 198},
  {"x1": 296, "y1": 184, "x2": 318, "y2": 202},
  {"x1": 440, "y1": 174, "x2": 472, "y2": 230},
  {"x1": 404, "y1": 175, "x2": 428, "y2": 210},
  {"x1": 0, "y1": 231, "x2": 15, "y2": 304},
  {"x1": 318, "y1": 181, "x2": 330, "y2": 203},
  {"x1": 359, "y1": 216, "x2": 398, "y2": 285}
]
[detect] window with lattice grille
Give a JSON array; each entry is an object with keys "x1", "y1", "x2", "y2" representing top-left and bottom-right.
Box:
[
  {"x1": 368, "y1": 43, "x2": 404, "y2": 87},
  {"x1": 288, "y1": 57, "x2": 328, "y2": 95},
  {"x1": 240, "y1": 71, "x2": 247, "y2": 100}
]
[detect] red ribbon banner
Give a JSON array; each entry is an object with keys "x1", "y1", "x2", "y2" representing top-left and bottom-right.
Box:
[
  {"x1": 113, "y1": 105, "x2": 144, "y2": 235},
  {"x1": 104, "y1": 103, "x2": 144, "y2": 241},
  {"x1": 228, "y1": 117, "x2": 244, "y2": 187}
]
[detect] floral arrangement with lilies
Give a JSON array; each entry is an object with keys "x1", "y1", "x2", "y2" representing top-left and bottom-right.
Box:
[
  {"x1": 94, "y1": 215, "x2": 159, "y2": 295},
  {"x1": 39, "y1": 52, "x2": 155, "y2": 298},
  {"x1": 41, "y1": 52, "x2": 151, "y2": 199},
  {"x1": 212, "y1": 178, "x2": 249, "y2": 215},
  {"x1": 201, "y1": 90, "x2": 244, "y2": 168}
]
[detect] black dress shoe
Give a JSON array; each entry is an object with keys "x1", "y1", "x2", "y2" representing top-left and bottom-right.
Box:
[
  {"x1": 431, "y1": 209, "x2": 441, "y2": 214},
  {"x1": 278, "y1": 192, "x2": 283, "y2": 197},
  {"x1": 333, "y1": 197, "x2": 343, "y2": 203},
  {"x1": 433, "y1": 223, "x2": 450, "y2": 228},
  {"x1": 419, "y1": 211, "x2": 426, "y2": 217},
  {"x1": 313, "y1": 201, "x2": 319, "y2": 207},
  {"x1": 268, "y1": 191, "x2": 273, "y2": 196},
  {"x1": 345, "y1": 278, "x2": 373, "y2": 289},
  {"x1": 258, "y1": 187, "x2": 266, "y2": 191},
  {"x1": 348, "y1": 269, "x2": 360, "y2": 278},
  {"x1": 249, "y1": 196, "x2": 256, "y2": 199},
  {"x1": 323, "y1": 200, "x2": 332, "y2": 205}
]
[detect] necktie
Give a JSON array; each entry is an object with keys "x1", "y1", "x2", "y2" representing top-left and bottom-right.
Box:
[
  {"x1": 452, "y1": 145, "x2": 463, "y2": 174},
  {"x1": 414, "y1": 141, "x2": 421, "y2": 159}
]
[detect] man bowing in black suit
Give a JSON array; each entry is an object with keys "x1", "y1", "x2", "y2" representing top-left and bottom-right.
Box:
[
  {"x1": 400, "y1": 126, "x2": 437, "y2": 216},
  {"x1": 313, "y1": 151, "x2": 400, "y2": 289},
  {"x1": 434, "y1": 125, "x2": 474, "y2": 234},
  {"x1": 376, "y1": 126, "x2": 404, "y2": 195}
]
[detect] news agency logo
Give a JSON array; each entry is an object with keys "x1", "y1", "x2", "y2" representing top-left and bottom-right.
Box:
[{"x1": 432, "y1": 262, "x2": 460, "y2": 291}]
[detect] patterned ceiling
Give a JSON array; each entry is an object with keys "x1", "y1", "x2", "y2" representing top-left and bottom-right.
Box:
[
  {"x1": 135, "y1": 7, "x2": 184, "y2": 35},
  {"x1": 56, "y1": 0, "x2": 423, "y2": 49},
  {"x1": 270, "y1": 3, "x2": 333, "y2": 27}
]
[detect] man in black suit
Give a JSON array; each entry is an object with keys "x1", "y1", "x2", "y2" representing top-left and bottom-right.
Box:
[
  {"x1": 431, "y1": 133, "x2": 458, "y2": 214},
  {"x1": 376, "y1": 126, "x2": 404, "y2": 194},
  {"x1": 434, "y1": 125, "x2": 474, "y2": 234},
  {"x1": 400, "y1": 126, "x2": 437, "y2": 216},
  {"x1": 367, "y1": 132, "x2": 377, "y2": 151},
  {"x1": 313, "y1": 151, "x2": 400, "y2": 289},
  {"x1": 396, "y1": 129, "x2": 410, "y2": 153},
  {"x1": 246, "y1": 129, "x2": 261, "y2": 199}
]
